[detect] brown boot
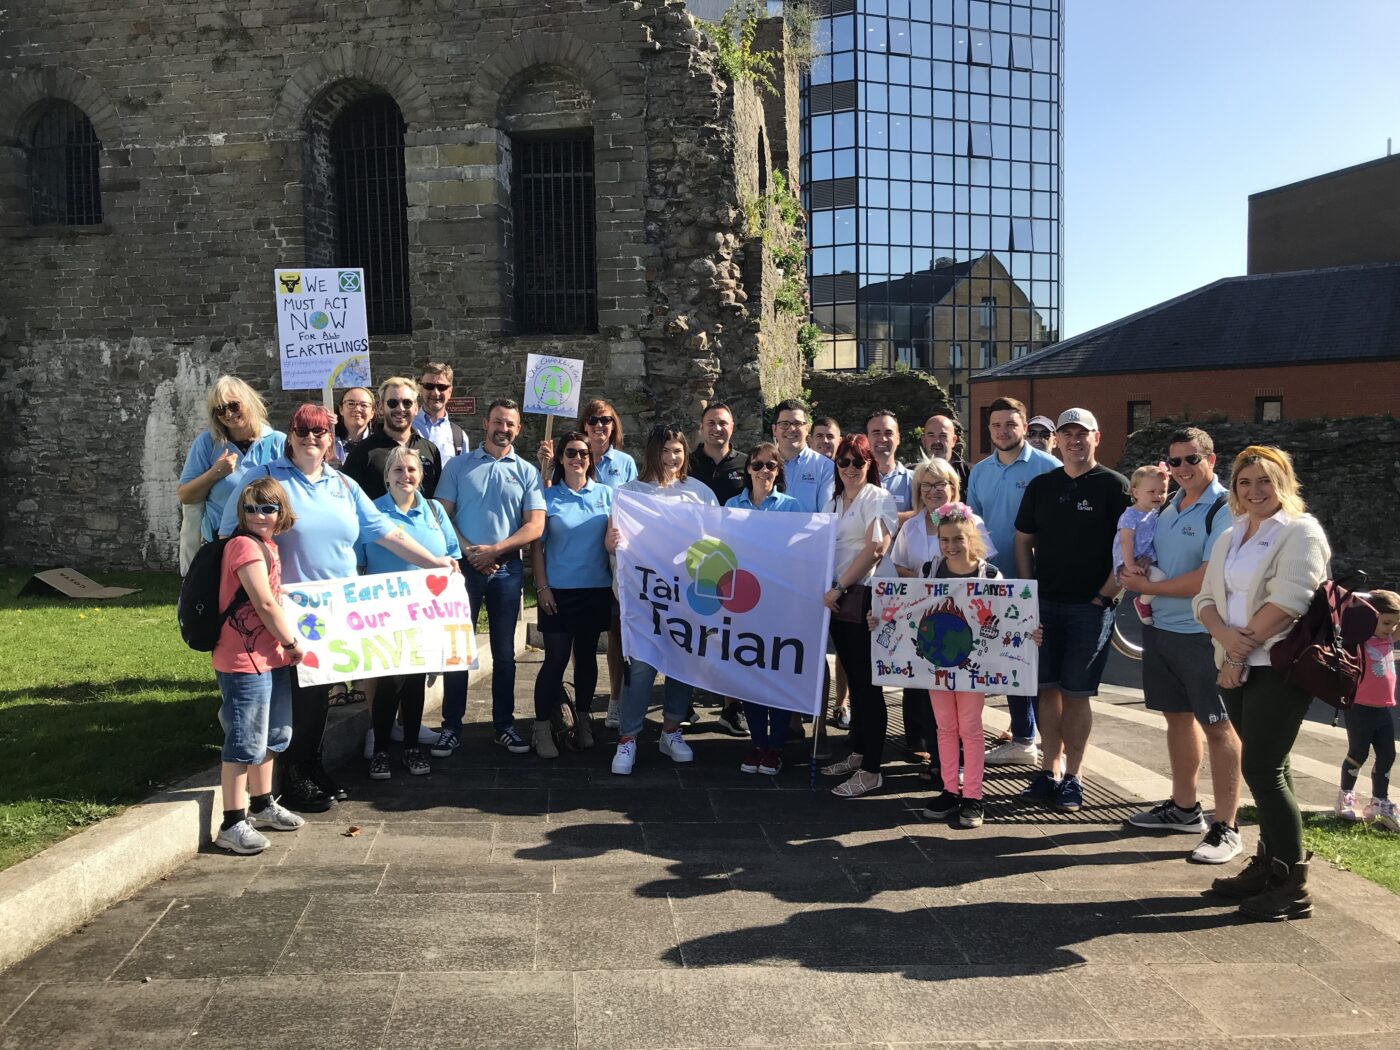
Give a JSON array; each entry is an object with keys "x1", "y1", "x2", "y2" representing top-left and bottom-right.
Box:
[
  {"x1": 1210, "y1": 841, "x2": 1272, "y2": 899},
  {"x1": 1239, "y1": 853, "x2": 1313, "y2": 922}
]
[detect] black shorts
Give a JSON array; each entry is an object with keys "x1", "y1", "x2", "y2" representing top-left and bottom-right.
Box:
[{"x1": 1142, "y1": 626, "x2": 1229, "y2": 727}]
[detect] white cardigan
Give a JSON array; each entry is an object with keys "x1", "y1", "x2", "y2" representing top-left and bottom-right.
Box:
[{"x1": 1191, "y1": 513, "x2": 1330, "y2": 669}]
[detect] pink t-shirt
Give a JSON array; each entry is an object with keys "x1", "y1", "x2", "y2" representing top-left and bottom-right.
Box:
[
  {"x1": 1354, "y1": 637, "x2": 1396, "y2": 708},
  {"x1": 212, "y1": 535, "x2": 289, "y2": 675}
]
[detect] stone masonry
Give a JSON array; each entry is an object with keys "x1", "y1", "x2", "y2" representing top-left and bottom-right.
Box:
[{"x1": 0, "y1": 0, "x2": 805, "y2": 570}]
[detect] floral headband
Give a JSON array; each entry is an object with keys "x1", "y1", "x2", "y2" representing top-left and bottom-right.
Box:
[{"x1": 934, "y1": 501, "x2": 974, "y2": 524}]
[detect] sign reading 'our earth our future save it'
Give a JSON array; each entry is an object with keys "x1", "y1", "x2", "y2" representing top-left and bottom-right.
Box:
[
  {"x1": 869, "y1": 576, "x2": 1040, "y2": 693},
  {"x1": 522, "y1": 353, "x2": 584, "y2": 418},
  {"x1": 273, "y1": 267, "x2": 372, "y2": 392},
  {"x1": 280, "y1": 569, "x2": 477, "y2": 686}
]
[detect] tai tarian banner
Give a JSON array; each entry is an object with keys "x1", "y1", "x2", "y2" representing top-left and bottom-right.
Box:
[
  {"x1": 274, "y1": 267, "x2": 371, "y2": 391},
  {"x1": 522, "y1": 353, "x2": 584, "y2": 418},
  {"x1": 281, "y1": 569, "x2": 477, "y2": 686},
  {"x1": 869, "y1": 576, "x2": 1041, "y2": 693},
  {"x1": 614, "y1": 491, "x2": 835, "y2": 715}
]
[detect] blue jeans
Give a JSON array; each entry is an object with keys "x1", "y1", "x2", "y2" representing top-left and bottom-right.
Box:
[
  {"x1": 216, "y1": 667, "x2": 292, "y2": 765},
  {"x1": 743, "y1": 702, "x2": 791, "y2": 750},
  {"x1": 1038, "y1": 599, "x2": 1115, "y2": 698},
  {"x1": 619, "y1": 657, "x2": 692, "y2": 740},
  {"x1": 441, "y1": 558, "x2": 524, "y2": 734},
  {"x1": 1008, "y1": 695, "x2": 1038, "y2": 743}
]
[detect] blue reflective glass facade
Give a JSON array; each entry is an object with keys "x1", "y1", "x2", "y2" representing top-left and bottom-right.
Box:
[{"x1": 803, "y1": 0, "x2": 1062, "y2": 419}]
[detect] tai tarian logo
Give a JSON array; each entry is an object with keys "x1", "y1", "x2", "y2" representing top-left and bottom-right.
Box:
[
  {"x1": 531, "y1": 365, "x2": 573, "y2": 409},
  {"x1": 298, "y1": 613, "x2": 326, "y2": 640},
  {"x1": 683, "y1": 537, "x2": 761, "y2": 615}
]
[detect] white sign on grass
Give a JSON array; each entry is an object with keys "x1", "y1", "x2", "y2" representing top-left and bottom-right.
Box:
[
  {"x1": 274, "y1": 267, "x2": 371, "y2": 391},
  {"x1": 522, "y1": 353, "x2": 584, "y2": 418}
]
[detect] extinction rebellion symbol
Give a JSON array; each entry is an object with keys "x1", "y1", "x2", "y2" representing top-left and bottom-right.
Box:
[{"x1": 338, "y1": 271, "x2": 362, "y2": 293}]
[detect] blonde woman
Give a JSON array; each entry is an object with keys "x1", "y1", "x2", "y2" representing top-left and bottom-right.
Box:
[
  {"x1": 887, "y1": 457, "x2": 996, "y2": 576},
  {"x1": 1193, "y1": 445, "x2": 1329, "y2": 921},
  {"x1": 179, "y1": 376, "x2": 286, "y2": 552}
]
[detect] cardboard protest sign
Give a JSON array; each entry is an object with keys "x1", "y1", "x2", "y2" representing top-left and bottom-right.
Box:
[
  {"x1": 522, "y1": 354, "x2": 583, "y2": 418},
  {"x1": 281, "y1": 569, "x2": 476, "y2": 686},
  {"x1": 869, "y1": 576, "x2": 1040, "y2": 693},
  {"x1": 615, "y1": 491, "x2": 835, "y2": 715},
  {"x1": 19, "y1": 568, "x2": 139, "y2": 600},
  {"x1": 274, "y1": 268, "x2": 371, "y2": 391}
]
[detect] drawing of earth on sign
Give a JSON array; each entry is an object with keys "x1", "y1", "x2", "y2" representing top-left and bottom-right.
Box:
[{"x1": 914, "y1": 599, "x2": 974, "y2": 667}]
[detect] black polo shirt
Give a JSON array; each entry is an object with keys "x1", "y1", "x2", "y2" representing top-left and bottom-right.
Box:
[
  {"x1": 341, "y1": 427, "x2": 443, "y2": 501},
  {"x1": 1014, "y1": 463, "x2": 1130, "y2": 603},
  {"x1": 689, "y1": 444, "x2": 748, "y2": 505}
]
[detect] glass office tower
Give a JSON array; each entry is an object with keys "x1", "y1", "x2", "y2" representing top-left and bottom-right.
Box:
[{"x1": 803, "y1": 0, "x2": 1062, "y2": 419}]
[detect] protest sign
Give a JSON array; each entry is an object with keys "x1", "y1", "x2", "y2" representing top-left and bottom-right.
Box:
[
  {"x1": 615, "y1": 491, "x2": 834, "y2": 715},
  {"x1": 869, "y1": 576, "x2": 1040, "y2": 693},
  {"x1": 281, "y1": 569, "x2": 476, "y2": 686},
  {"x1": 273, "y1": 267, "x2": 371, "y2": 392},
  {"x1": 522, "y1": 353, "x2": 583, "y2": 419}
]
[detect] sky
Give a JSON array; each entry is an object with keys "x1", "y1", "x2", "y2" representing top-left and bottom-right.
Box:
[{"x1": 1062, "y1": 0, "x2": 1400, "y2": 338}]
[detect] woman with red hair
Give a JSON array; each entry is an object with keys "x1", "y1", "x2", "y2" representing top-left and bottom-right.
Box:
[{"x1": 219, "y1": 403, "x2": 458, "y2": 812}]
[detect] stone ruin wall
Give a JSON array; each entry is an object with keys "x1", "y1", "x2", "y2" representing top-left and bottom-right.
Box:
[{"x1": 0, "y1": 0, "x2": 805, "y2": 570}]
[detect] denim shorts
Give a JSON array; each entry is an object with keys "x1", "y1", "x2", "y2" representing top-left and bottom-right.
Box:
[
  {"x1": 216, "y1": 666, "x2": 293, "y2": 765},
  {"x1": 1037, "y1": 599, "x2": 1114, "y2": 698}
]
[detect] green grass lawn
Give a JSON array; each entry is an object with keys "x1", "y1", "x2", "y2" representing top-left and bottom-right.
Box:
[
  {"x1": 1239, "y1": 804, "x2": 1400, "y2": 895},
  {"x1": 0, "y1": 569, "x2": 219, "y2": 871}
]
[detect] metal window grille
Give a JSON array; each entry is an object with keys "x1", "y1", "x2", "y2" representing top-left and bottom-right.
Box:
[
  {"x1": 332, "y1": 96, "x2": 412, "y2": 335},
  {"x1": 512, "y1": 133, "x2": 597, "y2": 335},
  {"x1": 28, "y1": 101, "x2": 102, "y2": 226}
]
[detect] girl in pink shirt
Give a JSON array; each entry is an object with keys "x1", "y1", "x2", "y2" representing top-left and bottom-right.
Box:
[{"x1": 1335, "y1": 589, "x2": 1398, "y2": 832}]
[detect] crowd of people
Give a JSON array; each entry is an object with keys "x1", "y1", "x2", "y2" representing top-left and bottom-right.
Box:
[{"x1": 181, "y1": 368, "x2": 1397, "y2": 924}]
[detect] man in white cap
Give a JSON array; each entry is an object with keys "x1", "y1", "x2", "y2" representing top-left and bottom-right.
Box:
[
  {"x1": 1013, "y1": 407, "x2": 1130, "y2": 813},
  {"x1": 1026, "y1": 415, "x2": 1057, "y2": 456}
]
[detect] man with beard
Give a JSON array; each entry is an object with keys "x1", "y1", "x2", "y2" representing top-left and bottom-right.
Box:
[
  {"x1": 342, "y1": 377, "x2": 442, "y2": 500},
  {"x1": 920, "y1": 412, "x2": 967, "y2": 488}
]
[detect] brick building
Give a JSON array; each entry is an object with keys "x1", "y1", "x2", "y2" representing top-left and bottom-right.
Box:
[{"x1": 0, "y1": 0, "x2": 806, "y2": 570}]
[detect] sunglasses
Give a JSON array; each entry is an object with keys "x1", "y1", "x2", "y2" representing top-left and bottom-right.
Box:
[
  {"x1": 750, "y1": 461, "x2": 779, "y2": 472},
  {"x1": 384, "y1": 398, "x2": 415, "y2": 409},
  {"x1": 214, "y1": 402, "x2": 242, "y2": 416},
  {"x1": 563, "y1": 447, "x2": 591, "y2": 460},
  {"x1": 836, "y1": 456, "x2": 864, "y2": 469},
  {"x1": 1027, "y1": 428, "x2": 1052, "y2": 438},
  {"x1": 291, "y1": 426, "x2": 330, "y2": 438},
  {"x1": 421, "y1": 383, "x2": 450, "y2": 393},
  {"x1": 1167, "y1": 453, "x2": 1207, "y2": 467},
  {"x1": 587, "y1": 415, "x2": 614, "y2": 427},
  {"x1": 243, "y1": 503, "x2": 281, "y2": 515}
]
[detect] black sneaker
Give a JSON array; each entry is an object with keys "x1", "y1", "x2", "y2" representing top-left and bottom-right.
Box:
[
  {"x1": 920, "y1": 790, "x2": 962, "y2": 820},
  {"x1": 308, "y1": 758, "x2": 349, "y2": 801},
  {"x1": 958, "y1": 798, "x2": 985, "y2": 829},
  {"x1": 402, "y1": 747, "x2": 431, "y2": 776},
  {"x1": 283, "y1": 767, "x2": 334, "y2": 813},
  {"x1": 368, "y1": 751, "x2": 391, "y2": 780},
  {"x1": 495, "y1": 726, "x2": 531, "y2": 754},
  {"x1": 716, "y1": 702, "x2": 748, "y2": 736}
]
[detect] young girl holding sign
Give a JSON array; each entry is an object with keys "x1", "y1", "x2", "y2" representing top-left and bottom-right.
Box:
[{"x1": 212, "y1": 478, "x2": 306, "y2": 854}]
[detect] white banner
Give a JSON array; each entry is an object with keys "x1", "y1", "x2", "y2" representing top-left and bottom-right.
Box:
[
  {"x1": 869, "y1": 576, "x2": 1040, "y2": 694},
  {"x1": 615, "y1": 491, "x2": 835, "y2": 715},
  {"x1": 274, "y1": 267, "x2": 371, "y2": 391},
  {"x1": 281, "y1": 569, "x2": 477, "y2": 686},
  {"x1": 522, "y1": 353, "x2": 584, "y2": 418}
]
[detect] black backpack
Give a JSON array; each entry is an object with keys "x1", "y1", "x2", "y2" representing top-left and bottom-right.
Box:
[{"x1": 177, "y1": 536, "x2": 266, "y2": 651}]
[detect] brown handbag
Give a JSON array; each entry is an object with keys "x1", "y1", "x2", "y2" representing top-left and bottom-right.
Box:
[
  {"x1": 1269, "y1": 580, "x2": 1377, "y2": 709},
  {"x1": 831, "y1": 583, "x2": 871, "y2": 624}
]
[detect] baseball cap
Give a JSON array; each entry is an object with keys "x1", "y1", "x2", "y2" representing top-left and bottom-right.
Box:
[
  {"x1": 1056, "y1": 408, "x2": 1099, "y2": 432},
  {"x1": 1027, "y1": 415, "x2": 1055, "y2": 433}
]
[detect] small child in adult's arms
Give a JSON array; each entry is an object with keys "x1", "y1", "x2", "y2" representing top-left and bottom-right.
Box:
[
  {"x1": 1335, "y1": 588, "x2": 1398, "y2": 832},
  {"x1": 1116, "y1": 463, "x2": 1169, "y2": 624}
]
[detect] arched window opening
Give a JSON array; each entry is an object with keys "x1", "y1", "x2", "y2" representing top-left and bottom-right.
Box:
[
  {"x1": 27, "y1": 101, "x2": 102, "y2": 226},
  {"x1": 511, "y1": 131, "x2": 597, "y2": 334}
]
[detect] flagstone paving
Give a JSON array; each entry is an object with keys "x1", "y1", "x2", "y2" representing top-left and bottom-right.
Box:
[{"x1": 3, "y1": 651, "x2": 1397, "y2": 1049}]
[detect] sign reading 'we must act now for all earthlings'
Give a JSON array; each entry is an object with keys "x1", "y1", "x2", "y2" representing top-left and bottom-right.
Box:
[{"x1": 280, "y1": 570, "x2": 477, "y2": 686}]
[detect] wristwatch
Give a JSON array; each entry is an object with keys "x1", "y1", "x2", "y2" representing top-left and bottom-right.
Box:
[{"x1": 1092, "y1": 592, "x2": 1119, "y2": 609}]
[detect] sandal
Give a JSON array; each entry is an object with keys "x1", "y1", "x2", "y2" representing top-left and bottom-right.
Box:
[
  {"x1": 831, "y1": 771, "x2": 883, "y2": 798},
  {"x1": 329, "y1": 687, "x2": 367, "y2": 708},
  {"x1": 820, "y1": 753, "x2": 863, "y2": 777}
]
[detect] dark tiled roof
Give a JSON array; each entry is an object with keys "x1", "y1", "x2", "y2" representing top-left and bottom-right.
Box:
[{"x1": 974, "y1": 263, "x2": 1400, "y2": 380}]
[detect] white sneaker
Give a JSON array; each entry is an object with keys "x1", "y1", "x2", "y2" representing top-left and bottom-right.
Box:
[
  {"x1": 605, "y1": 695, "x2": 620, "y2": 729},
  {"x1": 1189, "y1": 821, "x2": 1242, "y2": 864},
  {"x1": 984, "y1": 740, "x2": 1040, "y2": 766},
  {"x1": 215, "y1": 819, "x2": 269, "y2": 855},
  {"x1": 1364, "y1": 798, "x2": 1399, "y2": 832},
  {"x1": 1335, "y1": 788, "x2": 1360, "y2": 821},
  {"x1": 658, "y1": 728, "x2": 694, "y2": 763},
  {"x1": 250, "y1": 798, "x2": 305, "y2": 832},
  {"x1": 611, "y1": 739, "x2": 637, "y2": 776}
]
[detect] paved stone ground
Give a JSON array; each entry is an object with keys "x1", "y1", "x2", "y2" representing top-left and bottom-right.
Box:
[{"x1": 3, "y1": 651, "x2": 1399, "y2": 1049}]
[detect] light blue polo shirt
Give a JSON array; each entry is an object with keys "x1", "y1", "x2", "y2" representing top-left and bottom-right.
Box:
[
  {"x1": 180, "y1": 426, "x2": 286, "y2": 541},
  {"x1": 725, "y1": 490, "x2": 803, "y2": 513},
  {"x1": 413, "y1": 410, "x2": 468, "y2": 463},
  {"x1": 782, "y1": 447, "x2": 836, "y2": 513},
  {"x1": 541, "y1": 480, "x2": 613, "y2": 589},
  {"x1": 594, "y1": 447, "x2": 638, "y2": 489},
  {"x1": 357, "y1": 492, "x2": 462, "y2": 575},
  {"x1": 966, "y1": 442, "x2": 1060, "y2": 576},
  {"x1": 218, "y1": 458, "x2": 396, "y2": 583},
  {"x1": 1150, "y1": 477, "x2": 1229, "y2": 634},
  {"x1": 879, "y1": 462, "x2": 914, "y2": 512},
  {"x1": 436, "y1": 446, "x2": 546, "y2": 547}
]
